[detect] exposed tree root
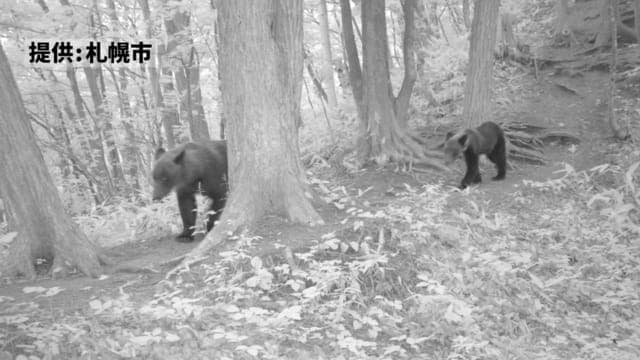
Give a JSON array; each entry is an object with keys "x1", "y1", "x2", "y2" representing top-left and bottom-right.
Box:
[
  {"x1": 0, "y1": 232, "x2": 109, "y2": 279},
  {"x1": 359, "y1": 120, "x2": 451, "y2": 172},
  {"x1": 501, "y1": 121, "x2": 582, "y2": 165}
]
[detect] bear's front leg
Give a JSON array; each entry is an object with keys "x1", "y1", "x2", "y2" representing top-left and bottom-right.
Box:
[{"x1": 176, "y1": 190, "x2": 197, "y2": 242}]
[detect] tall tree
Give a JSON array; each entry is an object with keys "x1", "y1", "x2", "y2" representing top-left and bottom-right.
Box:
[
  {"x1": 0, "y1": 43, "x2": 105, "y2": 278},
  {"x1": 140, "y1": 0, "x2": 177, "y2": 149},
  {"x1": 59, "y1": 0, "x2": 112, "y2": 200},
  {"x1": 636, "y1": 0, "x2": 640, "y2": 41},
  {"x1": 163, "y1": 0, "x2": 210, "y2": 141},
  {"x1": 462, "y1": 0, "x2": 471, "y2": 30},
  {"x1": 339, "y1": 0, "x2": 363, "y2": 118},
  {"x1": 461, "y1": 0, "x2": 500, "y2": 127},
  {"x1": 341, "y1": 0, "x2": 443, "y2": 167},
  {"x1": 608, "y1": 0, "x2": 629, "y2": 139},
  {"x1": 84, "y1": 3, "x2": 125, "y2": 187},
  {"x1": 319, "y1": 0, "x2": 338, "y2": 109},
  {"x1": 106, "y1": 0, "x2": 142, "y2": 191},
  {"x1": 178, "y1": 0, "x2": 323, "y2": 265}
]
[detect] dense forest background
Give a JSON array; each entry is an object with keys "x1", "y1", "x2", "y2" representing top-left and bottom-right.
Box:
[{"x1": 0, "y1": 0, "x2": 639, "y2": 358}]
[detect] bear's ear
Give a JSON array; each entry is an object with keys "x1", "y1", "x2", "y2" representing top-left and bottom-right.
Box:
[
  {"x1": 154, "y1": 147, "x2": 166, "y2": 160},
  {"x1": 173, "y1": 149, "x2": 186, "y2": 164},
  {"x1": 445, "y1": 131, "x2": 455, "y2": 140}
]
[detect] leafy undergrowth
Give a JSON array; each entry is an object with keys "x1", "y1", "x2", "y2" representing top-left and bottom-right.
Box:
[{"x1": 2, "y1": 160, "x2": 639, "y2": 359}]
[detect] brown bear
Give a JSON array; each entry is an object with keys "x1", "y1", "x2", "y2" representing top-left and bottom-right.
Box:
[
  {"x1": 443, "y1": 121, "x2": 506, "y2": 189},
  {"x1": 152, "y1": 140, "x2": 228, "y2": 241}
]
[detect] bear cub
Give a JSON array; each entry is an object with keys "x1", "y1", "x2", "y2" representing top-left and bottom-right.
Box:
[
  {"x1": 152, "y1": 140, "x2": 228, "y2": 241},
  {"x1": 443, "y1": 121, "x2": 506, "y2": 189}
]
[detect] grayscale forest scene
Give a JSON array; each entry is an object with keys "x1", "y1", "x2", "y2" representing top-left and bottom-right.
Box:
[{"x1": 0, "y1": 0, "x2": 639, "y2": 358}]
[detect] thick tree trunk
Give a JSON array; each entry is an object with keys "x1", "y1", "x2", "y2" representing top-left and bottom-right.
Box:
[
  {"x1": 356, "y1": 0, "x2": 442, "y2": 167},
  {"x1": 462, "y1": 0, "x2": 500, "y2": 127},
  {"x1": 179, "y1": 0, "x2": 323, "y2": 264},
  {"x1": 359, "y1": 0, "x2": 397, "y2": 162},
  {"x1": 0, "y1": 43, "x2": 105, "y2": 278},
  {"x1": 319, "y1": 0, "x2": 338, "y2": 109}
]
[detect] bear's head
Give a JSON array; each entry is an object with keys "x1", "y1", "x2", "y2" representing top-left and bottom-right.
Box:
[
  {"x1": 443, "y1": 131, "x2": 470, "y2": 165},
  {"x1": 151, "y1": 147, "x2": 186, "y2": 200}
]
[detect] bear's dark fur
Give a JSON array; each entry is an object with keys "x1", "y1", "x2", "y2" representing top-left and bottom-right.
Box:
[
  {"x1": 443, "y1": 121, "x2": 506, "y2": 189},
  {"x1": 152, "y1": 140, "x2": 228, "y2": 241}
]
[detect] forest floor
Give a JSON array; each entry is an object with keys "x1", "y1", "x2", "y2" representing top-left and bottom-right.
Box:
[{"x1": 1, "y1": 68, "x2": 640, "y2": 359}]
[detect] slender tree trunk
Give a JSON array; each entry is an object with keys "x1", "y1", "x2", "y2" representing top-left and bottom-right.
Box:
[
  {"x1": 608, "y1": 0, "x2": 629, "y2": 140},
  {"x1": 635, "y1": 0, "x2": 640, "y2": 41},
  {"x1": 140, "y1": 0, "x2": 176, "y2": 149},
  {"x1": 0, "y1": 43, "x2": 105, "y2": 278},
  {"x1": 414, "y1": 1, "x2": 439, "y2": 107},
  {"x1": 106, "y1": 0, "x2": 141, "y2": 190},
  {"x1": 355, "y1": 0, "x2": 444, "y2": 168},
  {"x1": 394, "y1": 0, "x2": 418, "y2": 126},
  {"x1": 462, "y1": 0, "x2": 471, "y2": 30},
  {"x1": 340, "y1": 0, "x2": 364, "y2": 115},
  {"x1": 180, "y1": 0, "x2": 323, "y2": 265},
  {"x1": 83, "y1": 65, "x2": 119, "y2": 190},
  {"x1": 86, "y1": 3, "x2": 124, "y2": 187},
  {"x1": 319, "y1": 0, "x2": 338, "y2": 109},
  {"x1": 163, "y1": 0, "x2": 210, "y2": 141},
  {"x1": 462, "y1": 0, "x2": 500, "y2": 127}
]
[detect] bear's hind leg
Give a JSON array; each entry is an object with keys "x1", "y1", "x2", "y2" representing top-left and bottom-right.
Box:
[{"x1": 488, "y1": 143, "x2": 506, "y2": 181}]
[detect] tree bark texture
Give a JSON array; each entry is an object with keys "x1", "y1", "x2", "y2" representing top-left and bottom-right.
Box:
[
  {"x1": 340, "y1": 0, "x2": 364, "y2": 115},
  {"x1": 394, "y1": 0, "x2": 418, "y2": 126},
  {"x1": 0, "y1": 43, "x2": 105, "y2": 278},
  {"x1": 462, "y1": 0, "x2": 500, "y2": 127},
  {"x1": 360, "y1": 0, "x2": 396, "y2": 162},
  {"x1": 184, "y1": 0, "x2": 323, "y2": 262}
]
